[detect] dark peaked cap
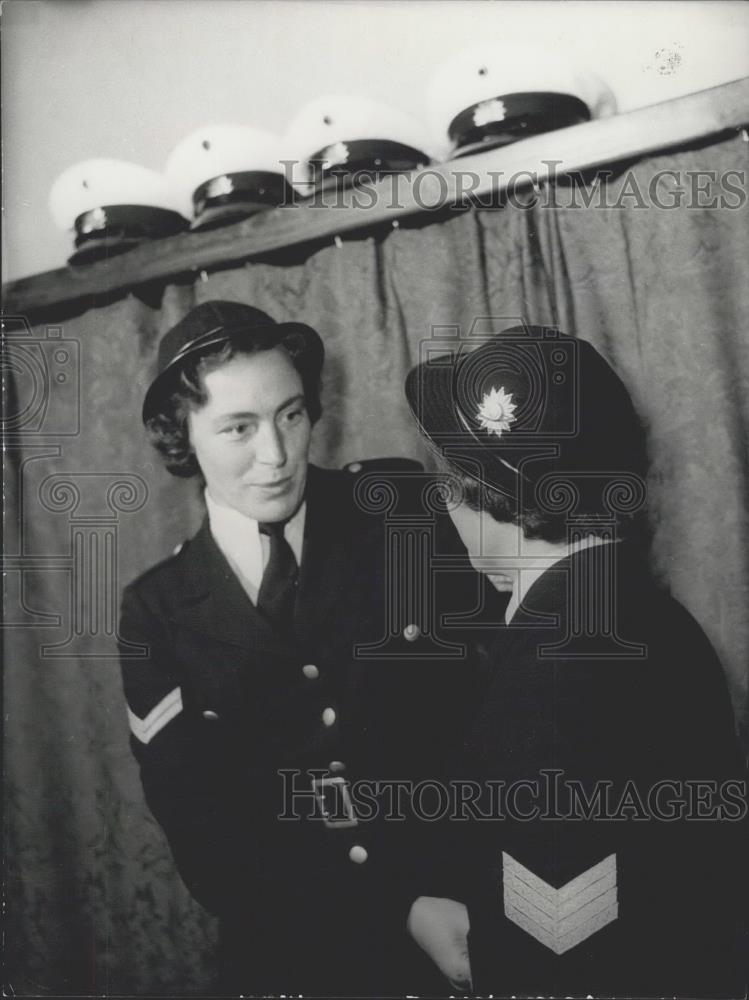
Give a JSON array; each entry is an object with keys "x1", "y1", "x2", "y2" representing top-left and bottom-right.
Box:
[
  {"x1": 142, "y1": 300, "x2": 323, "y2": 423},
  {"x1": 405, "y1": 327, "x2": 647, "y2": 506}
]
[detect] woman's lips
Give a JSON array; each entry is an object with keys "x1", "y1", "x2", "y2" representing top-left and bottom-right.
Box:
[{"x1": 253, "y1": 477, "x2": 293, "y2": 494}]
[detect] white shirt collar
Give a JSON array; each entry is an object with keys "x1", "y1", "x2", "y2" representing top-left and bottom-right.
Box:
[
  {"x1": 504, "y1": 536, "x2": 618, "y2": 624},
  {"x1": 204, "y1": 490, "x2": 306, "y2": 604}
]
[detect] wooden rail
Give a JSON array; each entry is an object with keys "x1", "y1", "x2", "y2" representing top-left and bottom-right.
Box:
[{"x1": 3, "y1": 77, "x2": 747, "y2": 319}]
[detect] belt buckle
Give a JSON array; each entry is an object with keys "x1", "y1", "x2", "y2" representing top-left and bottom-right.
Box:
[{"x1": 311, "y1": 775, "x2": 359, "y2": 829}]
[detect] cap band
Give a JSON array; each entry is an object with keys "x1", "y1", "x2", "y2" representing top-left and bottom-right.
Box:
[
  {"x1": 192, "y1": 171, "x2": 293, "y2": 218},
  {"x1": 166, "y1": 330, "x2": 232, "y2": 370},
  {"x1": 165, "y1": 316, "x2": 301, "y2": 370},
  {"x1": 308, "y1": 139, "x2": 429, "y2": 192},
  {"x1": 448, "y1": 91, "x2": 590, "y2": 154},
  {"x1": 73, "y1": 205, "x2": 187, "y2": 246}
]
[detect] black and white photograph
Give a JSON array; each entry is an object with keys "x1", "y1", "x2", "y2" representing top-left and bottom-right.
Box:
[{"x1": 2, "y1": 1, "x2": 748, "y2": 996}]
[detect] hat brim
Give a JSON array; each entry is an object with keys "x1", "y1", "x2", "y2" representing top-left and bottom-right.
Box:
[
  {"x1": 189, "y1": 202, "x2": 276, "y2": 231},
  {"x1": 67, "y1": 236, "x2": 142, "y2": 266},
  {"x1": 447, "y1": 134, "x2": 523, "y2": 160},
  {"x1": 142, "y1": 320, "x2": 323, "y2": 424}
]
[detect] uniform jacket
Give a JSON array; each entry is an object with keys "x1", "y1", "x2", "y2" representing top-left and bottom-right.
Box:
[
  {"x1": 118, "y1": 463, "x2": 484, "y2": 993},
  {"x1": 440, "y1": 542, "x2": 746, "y2": 997}
]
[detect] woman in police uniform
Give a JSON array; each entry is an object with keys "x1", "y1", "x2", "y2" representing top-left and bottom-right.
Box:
[
  {"x1": 119, "y1": 301, "x2": 477, "y2": 994},
  {"x1": 404, "y1": 327, "x2": 746, "y2": 997}
]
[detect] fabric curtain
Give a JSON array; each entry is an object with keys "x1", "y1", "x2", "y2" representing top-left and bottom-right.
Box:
[{"x1": 4, "y1": 130, "x2": 747, "y2": 994}]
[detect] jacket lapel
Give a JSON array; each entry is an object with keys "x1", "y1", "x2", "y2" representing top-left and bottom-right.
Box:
[
  {"x1": 169, "y1": 465, "x2": 364, "y2": 654},
  {"x1": 169, "y1": 517, "x2": 281, "y2": 651}
]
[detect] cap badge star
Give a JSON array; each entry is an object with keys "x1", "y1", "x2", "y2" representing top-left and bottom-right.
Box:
[
  {"x1": 206, "y1": 175, "x2": 234, "y2": 198},
  {"x1": 82, "y1": 206, "x2": 107, "y2": 233},
  {"x1": 321, "y1": 141, "x2": 349, "y2": 169},
  {"x1": 476, "y1": 386, "x2": 517, "y2": 437},
  {"x1": 473, "y1": 98, "x2": 507, "y2": 127}
]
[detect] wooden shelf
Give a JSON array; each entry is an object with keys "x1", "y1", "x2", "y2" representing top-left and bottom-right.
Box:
[{"x1": 3, "y1": 76, "x2": 747, "y2": 319}]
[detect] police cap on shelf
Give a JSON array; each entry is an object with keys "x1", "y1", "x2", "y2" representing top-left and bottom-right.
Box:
[
  {"x1": 285, "y1": 95, "x2": 432, "y2": 195},
  {"x1": 427, "y1": 42, "x2": 617, "y2": 159},
  {"x1": 48, "y1": 159, "x2": 188, "y2": 265},
  {"x1": 404, "y1": 326, "x2": 645, "y2": 509},
  {"x1": 164, "y1": 125, "x2": 295, "y2": 230},
  {"x1": 142, "y1": 300, "x2": 323, "y2": 424}
]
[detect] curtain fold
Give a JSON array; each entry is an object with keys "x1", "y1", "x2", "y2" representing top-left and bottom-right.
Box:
[{"x1": 5, "y1": 131, "x2": 747, "y2": 994}]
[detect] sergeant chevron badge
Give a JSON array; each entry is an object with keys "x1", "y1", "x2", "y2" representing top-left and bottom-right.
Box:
[
  {"x1": 502, "y1": 852, "x2": 618, "y2": 954},
  {"x1": 127, "y1": 687, "x2": 183, "y2": 744}
]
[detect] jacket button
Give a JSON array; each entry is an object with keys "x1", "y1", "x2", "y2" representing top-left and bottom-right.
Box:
[
  {"x1": 202, "y1": 710, "x2": 220, "y2": 722},
  {"x1": 322, "y1": 707, "x2": 337, "y2": 727},
  {"x1": 329, "y1": 760, "x2": 346, "y2": 773},
  {"x1": 349, "y1": 845, "x2": 368, "y2": 864},
  {"x1": 403, "y1": 623, "x2": 420, "y2": 641},
  {"x1": 302, "y1": 664, "x2": 319, "y2": 679}
]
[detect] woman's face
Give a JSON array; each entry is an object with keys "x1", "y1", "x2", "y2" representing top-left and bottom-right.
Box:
[
  {"x1": 187, "y1": 347, "x2": 312, "y2": 523},
  {"x1": 448, "y1": 502, "x2": 515, "y2": 592}
]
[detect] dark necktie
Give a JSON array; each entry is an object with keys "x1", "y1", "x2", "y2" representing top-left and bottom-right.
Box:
[{"x1": 257, "y1": 521, "x2": 298, "y2": 629}]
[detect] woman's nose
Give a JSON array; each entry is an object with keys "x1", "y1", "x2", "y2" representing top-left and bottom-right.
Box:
[{"x1": 256, "y1": 422, "x2": 287, "y2": 467}]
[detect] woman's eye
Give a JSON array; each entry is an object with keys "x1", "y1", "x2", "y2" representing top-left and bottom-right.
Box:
[
  {"x1": 283, "y1": 408, "x2": 304, "y2": 424},
  {"x1": 222, "y1": 422, "x2": 250, "y2": 438}
]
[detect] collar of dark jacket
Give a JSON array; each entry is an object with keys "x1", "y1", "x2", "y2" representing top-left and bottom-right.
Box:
[
  {"x1": 166, "y1": 464, "x2": 362, "y2": 649},
  {"x1": 504, "y1": 539, "x2": 652, "y2": 630}
]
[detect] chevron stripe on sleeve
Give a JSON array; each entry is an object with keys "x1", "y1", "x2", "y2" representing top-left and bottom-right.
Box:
[
  {"x1": 502, "y1": 851, "x2": 618, "y2": 955},
  {"x1": 127, "y1": 687, "x2": 183, "y2": 744}
]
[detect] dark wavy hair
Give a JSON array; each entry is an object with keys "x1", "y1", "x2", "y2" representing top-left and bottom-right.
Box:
[
  {"x1": 436, "y1": 453, "x2": 649, "y2": 546},
  {"x1": 456, "y1": 473, "x2": 577, "y2": 544},
  {"x1": 145, "y1": 333, "x2": 323, "y2": 478}
]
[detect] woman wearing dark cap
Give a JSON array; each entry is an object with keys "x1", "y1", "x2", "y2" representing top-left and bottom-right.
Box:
[
  {"x1": 119, "y1": 300, "x2": 474, "y2": 995},
  {"x1": 404, "y1": 327, "x2": 745, "y2": 997}
]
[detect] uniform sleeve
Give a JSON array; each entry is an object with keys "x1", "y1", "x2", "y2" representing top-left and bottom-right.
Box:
[
  {"x1": 118, "y1": 583, "x2": 250, "y2": 918},
  {"x1": 462, "y1": 629, "x2": 745, "y2": 995},
  {"x1": 467, "y1": 653, "x2": 626, "y2": 988},
  {"x1": 398, "y1": 512, "x2": 509, "y2": 909}
]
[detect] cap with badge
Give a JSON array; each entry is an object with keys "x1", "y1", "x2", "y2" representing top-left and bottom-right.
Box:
[
  {"x1": 285, "y1": 95, "x2": 432, "y2": 196},
  {"x1": 142, "y1": 299, "x2": 323, "y2": 425},
  {"x1": 165, "y1": 125, "x2": 296, "y2": 231},
  {"x1": 405, "y1": 326, "x2": 646, "y2": 510},
  {"x1": 427, "y1": 42, "x2": 617, "y2": 160},
  {"x1": 48, "y1": 159, "x2": 189, "y2": 265}
]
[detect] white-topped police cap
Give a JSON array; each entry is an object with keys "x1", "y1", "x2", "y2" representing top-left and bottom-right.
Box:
[
  {"x1": 164, "y1": 124, "x2": 295, "y2": 230},
  {"x1": 284, "y1": 95, "x2": 432, "y2": 194},
  {"x1": 48, "y1": 158, "x2": 188, "y2": 265},
  {"x1": 427, "y1": 42, "x2": 617, "y2": 159}
]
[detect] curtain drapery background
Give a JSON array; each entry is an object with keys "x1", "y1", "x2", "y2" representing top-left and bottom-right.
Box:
[{"x1": 5, "y1": 131, "x2": 748, "y2": 995}]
